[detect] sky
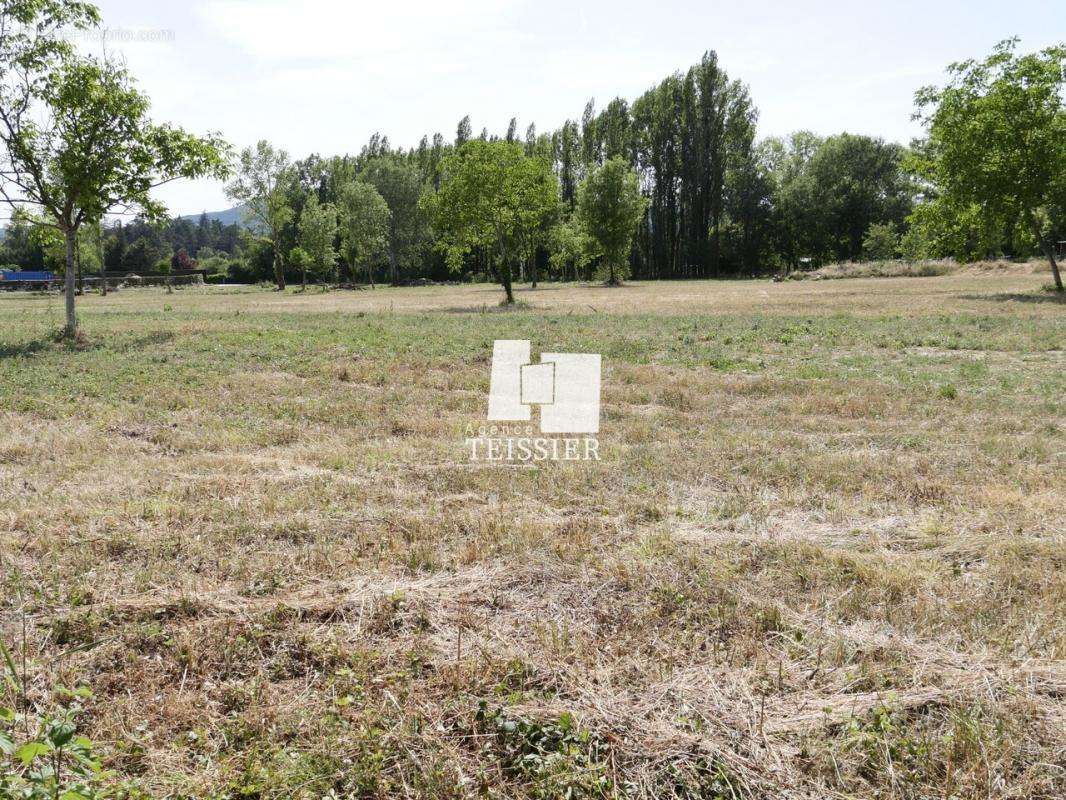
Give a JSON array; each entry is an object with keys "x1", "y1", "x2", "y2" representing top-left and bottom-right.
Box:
[{"x1": 78, "y1": 0, "x2": 1065, "y2": 216}]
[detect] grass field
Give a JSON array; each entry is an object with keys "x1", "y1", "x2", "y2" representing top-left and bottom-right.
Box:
[{"x1": 0, "y1": 264, "x2": 1063, "y2": 798}]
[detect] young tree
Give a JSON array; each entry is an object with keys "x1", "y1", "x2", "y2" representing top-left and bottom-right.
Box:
[
  {"x1": 338, "y1": 180, "x2": 389, "y2": 286},
  {"x1": 914, "y1": 39, "x2": 1065, "y2": 291},
  {"x1": 862, "y1": 223, "x2": 900, "y2": 261},
  {"x1": 424, "y1": 140, "x2": 558, "y2": 304},
  {"x1": 548, "y1": 217, "x2": 598, "y2": 282},
  {"x1": 575, "y1": 157, "x2": 648, "y2": 285},
  {"x1": 0, "y1": 1, "x2": 230, "y2": 335},
  {"x1": 297, "y1": 192, "x2": 338, "y2": 286},
  {"x1": 225, "y1": 141, "x2": 294, "y2": 290},
  {"x1": 361, "y1": 157, "x2": 428, "y2": 284},
  {"x1": 287, "y1": 246, "x2": 311, "y2": 287}
]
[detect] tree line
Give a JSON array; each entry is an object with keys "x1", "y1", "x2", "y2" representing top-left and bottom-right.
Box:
[{"x1": 1, "y1": 0, "x2": 1062, "y2": 333}]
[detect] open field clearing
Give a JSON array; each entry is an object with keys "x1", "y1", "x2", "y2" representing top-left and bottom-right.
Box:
[{"x1": 0, "y1": 266, "x2": 1063, "y2": 798}]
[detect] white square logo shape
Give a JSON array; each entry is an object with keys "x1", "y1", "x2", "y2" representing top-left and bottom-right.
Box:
[
  {"x1": 520, "y1": 362, "x2": 555, "y2": 405},
  {"x1": 487, "y1": 340, "x2": 601, "y2": 434}
]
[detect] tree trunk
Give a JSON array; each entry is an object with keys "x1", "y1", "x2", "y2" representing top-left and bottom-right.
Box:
[
  {"x1": 1027, "y1": 210, "x2": 1063, "y2": 292},
  {"x1": 530, "y1": 254, "x2": 537, "y2": 289},
  {"x1": 63, "y1": 228, "x2": 77, "y2": 336},
  {"x1": 368, "y1": 260, "x2": 375, "y2": 288},
  {"x1": 388, "y1": 248, "x2": 398, "y2": 285},
  {"x1": 301, "y1": 262, "x2": 307, "y2": 290},
  {"x1": 1042, "y1": 242, "x2": 1064, "y2": 292},
  {"x1": 75, "y1": 239, "x2": 83, "y2": 296},
  {"x1": 273, "y1": 248, "x2": 286, "y2": 290},
  {"x1": 498, "y1": 242, "x2": 514, "y2": 304},
  {"x1": 501, "y1": 262, "x2": 514, "y2": 304}
]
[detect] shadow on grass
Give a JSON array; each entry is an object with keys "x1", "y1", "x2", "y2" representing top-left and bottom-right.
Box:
[
  {"x1": 118, "y1": 330, "x2": 176, "y2": 351},
  {"x1": 958, "y1": 292, "x2": 1066, "y2": 304},
  {"x1": 439, "y1": 303, "x2": 536, "y2": 314},
  {"x1": 0, "y1": 329, "x2": 176, "y2": 360},
  {"x1": 0, "y1": 337, "x2": 52, "y2": 359}
]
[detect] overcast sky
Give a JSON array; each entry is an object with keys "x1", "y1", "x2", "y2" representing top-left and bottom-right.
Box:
[{"x1": 81, "y1": 0, "x2": 1064, "y2": 216}]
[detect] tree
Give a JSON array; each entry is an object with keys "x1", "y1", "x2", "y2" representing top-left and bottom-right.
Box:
[
  {"x1": 361, "y1": 157, "x2": 428, "y2": 284},
  {"x1": 424, "y1": 140, "x2": 558, "y2": 304},
  {"x1": 455, "y1": 115, "x2": 472, "y2": 147},
  {"x1": 226, "y1": 141, "x2": 294, "y2": 290},
  {"x1": 171, "y1": 248, "x2": 196, "y2": 271},
  {"x1": 287, "y1": 247, "x2": 311, "y2": 287},
  {"x1": 576, "y1": 157, "x2": 648, "y2": 285},
  {"x1": 862, "y1": 223, "x2": 900, "y2": 261},
  {"x1": 805, "y1": 134, "x2": 913, "y2": 262},
  {"x1": 548, "y1": 217, "x2": 598, "y2": 281},
  {"x1": 338, "y1": 180, "x2": 389, "y2": 286},
  {"x1": 0, "y1": 1, "x2": 229, "y2": 335},
  {"x1": 297, "y1": 192, "x2": 338, "y2": 285},
  {"x1": 914, "y1": 39, "x2": 1065, "y2": 291}
]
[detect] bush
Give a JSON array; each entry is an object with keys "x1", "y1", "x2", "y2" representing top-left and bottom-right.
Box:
[{"x1": 862, "y1": 223, "x2": 900, "y2": 260}]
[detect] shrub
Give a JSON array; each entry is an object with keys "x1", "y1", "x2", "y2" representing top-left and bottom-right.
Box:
[{"x1": 862, "y1": 222, "x2": 900, "y2": 260}]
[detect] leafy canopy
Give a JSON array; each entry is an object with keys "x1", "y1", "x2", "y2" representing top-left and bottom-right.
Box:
[
  {"x1": 912, "y1": 38, "x2": 1065, "y2": 288},
  {"x1": 424, "y1": 139, "x2": 558, "y2": 272},
  {"x1": 297, "y1": 192, "x2": 338, "y2": 280},
  {"x1": 338, "y1": 180, "x2": 390, "y2": 278},
  {"x1": 226, "y1": 140, "x2": 294, "y2": 241},
  {"x1": 575, "y1": 156, "x2": 647, "y2": 283},
  {"x1": 0, "y1": 51, "x2": 229, "y2": 231},
  {"x1": 361, "y1": 157, "x2": 427, "y2": 270}
]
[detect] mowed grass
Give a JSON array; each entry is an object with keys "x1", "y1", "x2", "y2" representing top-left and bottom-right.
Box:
[{"x1": 0, "y1": 266, "x2": 1063, "y2": 799}]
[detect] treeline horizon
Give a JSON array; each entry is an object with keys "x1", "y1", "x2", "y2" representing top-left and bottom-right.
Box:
[{"x1": 1, "y1": 48, "x2": 1060, "y2": 285}]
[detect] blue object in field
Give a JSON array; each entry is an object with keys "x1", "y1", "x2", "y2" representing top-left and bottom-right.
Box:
[{"x1": 0, "y1": 270, "x2": 55, "y2": 281}]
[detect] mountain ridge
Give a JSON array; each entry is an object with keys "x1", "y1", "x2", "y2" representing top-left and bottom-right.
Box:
[{"x1": 178, "y1": 205, "x2": 248, "y2": 227}]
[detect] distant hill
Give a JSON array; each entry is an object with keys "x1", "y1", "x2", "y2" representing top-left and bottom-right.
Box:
[{"x1": 178, "y1": 205, "x2": 249, "y2": 227}]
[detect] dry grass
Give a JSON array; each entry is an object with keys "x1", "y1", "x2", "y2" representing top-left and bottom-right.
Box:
[
  {"x1": 789, "y1": 257, "x2": 1051, "y2": 283},
  {"x1": 0, "y1": 265, "x2": 1063, "y2": 798}
]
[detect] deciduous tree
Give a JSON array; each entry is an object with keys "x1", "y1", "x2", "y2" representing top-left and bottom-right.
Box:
[
  {"x1": 576, "y1": 157, "x2": 648, "y2": 285},
  {"x1": 338, "y1": 180, "x2": 389, "y2": 286},
  {"x1": 225, "y1": 141, "x2": 294, "y2": 290},
  {"x1": 0, "y1": 0, "x2": 229, "y2": 335},
  {"x1": 914, "y1": 39, "x2": 1065, "y2": 291},
  {"x1": 424, "y1": 140, "x2": 558, "y2": 304},
  {"x1": 361, "y1": 157, "x2": 427, "y2": 284},
  {"x1": 297, "y1": 192, "x2": 338, "y2": 286}
]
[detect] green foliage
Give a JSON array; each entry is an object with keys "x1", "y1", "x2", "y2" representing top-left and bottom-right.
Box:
[
  {"x1": 226, "y1": 141, "x2": 295, "y2": 289},
  {"x1": 425, "y1": 139, "x2": 558, "y2": 302},
  {"x1": 475, "y1": 703, "x2": 611, "y2": 799},
  {"x1": 575, "y1": 157, "x2": 647, "y2": 284},
  {"x1": 0, "y1": 689, "x2": 113, "y2": 800},
  {"x1": 764, "y1": 131, "x2": 913, "y2": 266},
  {"x1": 287, "y1": 246, "x2": 311, "y2": 283},
  {"x1": 913, "y1": 38, "x2": 1065, "y2": 288},
  {"x1": 360, "y1": 157, "x2": 429, "y2": 283},
  {"x1": 0, "y1": 1, "x2": 229, "y2": 331},
  {"x1": 548, "y1": 218, "x2": 598, "y2": 280},
  {"x1": 296, "y1": 193, "x2": 338, "y2": 283},
  {"x1": 1, "y1": 634, "x2": 113, "y2": 800},
  {"x1": 862, "y1": 222, "x2": 900, "y2": 261},
  {"x1": 901, "y1": 197, "x2": 1000, "y2": 262},
  {"x1": 338, "y1": 180, "x2": 390, "y2": 284}
]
